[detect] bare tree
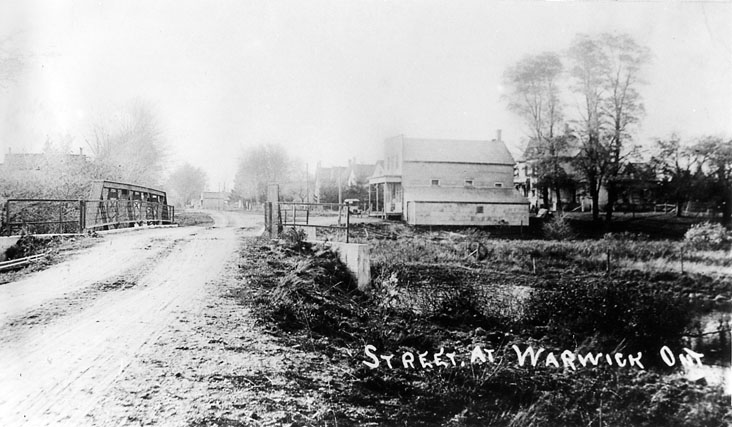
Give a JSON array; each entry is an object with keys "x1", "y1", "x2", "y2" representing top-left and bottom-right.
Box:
[
  {"x1": 87, "y1": 101, "x2": 168, "y2": 187},
  {"x1": 568, "y1": 34, "x2": 609, "y2": 221},
  {"x1": 166, "y1": 163, "x2": 207, "y2": 207},
  {"x1": 599, "y1": 33, "x2": 651, "y2": 222},
  {"x1": 233, "y1": 143, "x2": 291, "y2": 203},
  {"x1": 504, "y1": 52, "x2": 571, "y2": 211},
  {"x1": 0, "y1": 35, "x2": 23, "y2": 89}
]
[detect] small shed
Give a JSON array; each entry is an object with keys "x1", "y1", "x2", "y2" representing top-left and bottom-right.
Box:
[{"x1": 200, "y1": 192, "x2": 228, "y2": 210}]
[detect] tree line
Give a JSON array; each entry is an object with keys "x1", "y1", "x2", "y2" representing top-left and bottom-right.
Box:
[
  {"x1": 0, "y1": 101, "x2": 208, "y2": 208},
  {"x1": 504, "y1": 32, "x2": 732, "y2": 225}
]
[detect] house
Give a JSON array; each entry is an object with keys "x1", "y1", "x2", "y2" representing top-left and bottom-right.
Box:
[
  {"x1": 200, "y1": 191, "x2": 228, "y2": 210},
  {"x1": 513, "y1": 135, "x2": 589, "y2": 211},
  {"x1": 368, "y1": 132, "x2": 529, "y2": 226},
  {"x1": 313, "y1": 164, "x2": 347, "y2": 203},
  {"x1": 514, "y1": 135, "x2": 658, "y2": 213},
  {"x1": 1, "y1": 148, "x2": 88, "y2": 173},
  {"x1": 314, "y1": 160, "x2": 375, "y2": 204}
]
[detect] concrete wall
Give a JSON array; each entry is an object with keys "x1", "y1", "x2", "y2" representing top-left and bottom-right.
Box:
[
  {"x1": 406, "y1": 201, "x2": 529, "y2": 226},
  {"x1": 324, "y1": 241, "x2": 371, "y2": 292}
]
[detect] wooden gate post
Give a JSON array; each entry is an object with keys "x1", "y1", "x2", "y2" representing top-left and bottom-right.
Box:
[{"x1": 267, "y1": 184, "x2": 281, "y2": 239}]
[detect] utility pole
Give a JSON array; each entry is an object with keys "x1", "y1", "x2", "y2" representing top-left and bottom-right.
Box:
[
  {"x1": 305, "y1": 163, "x2": 309, "y2": 203},
  {"x1": 338, "y1": 172, "x2": 342, "y2": 205}
]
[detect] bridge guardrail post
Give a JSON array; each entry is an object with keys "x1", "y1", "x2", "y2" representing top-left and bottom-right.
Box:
[{"x1": 79, "y1": 200, "x2": 86, "y2": 232}]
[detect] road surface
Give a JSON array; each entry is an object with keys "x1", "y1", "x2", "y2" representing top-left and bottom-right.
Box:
[{"x1": 0, "y1": 210, "x2": 284, "y2": 426}]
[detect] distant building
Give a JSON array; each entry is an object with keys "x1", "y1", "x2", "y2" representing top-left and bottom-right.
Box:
[
  {"x1": 368, "y1": 132, "x2": 529, "y2": 226},
  {"x1": 314, "y1": 159, "x2": 375, "y2": 204},
  {"x1": 513, "y1": 134, "x2": 588, "y2": 211},
  {"x1": 200, "y1": 191, "x2": 228, "y2": 210},
  {"x1": 0, "y1": 148, "x2": 88, "y2": 173},
  {"x1": 513, "y1": 136, "x2": 658, "y2": 212}
]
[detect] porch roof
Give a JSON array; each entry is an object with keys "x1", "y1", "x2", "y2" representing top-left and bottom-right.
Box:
[{"x1": 368, "y1": 175, "x2": 402, "y2": 184}]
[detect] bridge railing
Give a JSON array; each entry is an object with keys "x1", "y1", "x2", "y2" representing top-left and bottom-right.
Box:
[
  {"x1": 1, "y1": 199, "x2": 175, "y2": 236},
  {"x1": 82, "y1": 199, "x2": 175, "y2": 231}
]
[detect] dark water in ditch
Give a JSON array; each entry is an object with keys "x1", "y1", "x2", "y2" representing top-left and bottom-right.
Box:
[{"x1": 685, "y1": 309, "x2": 731, "y2": 393}]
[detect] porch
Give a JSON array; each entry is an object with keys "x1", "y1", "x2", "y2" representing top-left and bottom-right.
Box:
[{"x1": 367, "y1": 176, "x2": 403, "y2": 219}]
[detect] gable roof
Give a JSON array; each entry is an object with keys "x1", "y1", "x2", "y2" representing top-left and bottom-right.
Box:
[
  {"x1": 401, "y1": 138, "x2": 515, "y2": 165},
  {"x1": 350, "y1": 163, "x2": 375, "y2": 180},
  {"x1": 521, "y1": 135, "x2": 581, "y2": 161}
]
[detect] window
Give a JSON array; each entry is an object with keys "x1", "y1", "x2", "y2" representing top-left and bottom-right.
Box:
[
  {"x1": 476, "y1": 206, "x2": 484, "y2": 214},
  {"x1": 431, "y1": 179, "x2": 440, "y2": 186},
  {"x1": 494, "y1": 182, "x2": 503, "y2": 188},
  {"x1": 464, "y1": 179, "x2": 474, "y2": 187}
]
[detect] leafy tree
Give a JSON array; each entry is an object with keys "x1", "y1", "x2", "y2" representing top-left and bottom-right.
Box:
[
  {"x1": 650, "y1": 134, "x2": 699, "y2": 216},
  {"x1": 690, "y1": 136, "x2": 732, "y2": 225},
  {"x1": 166, "y1": 163, "x2": 207, "y2": 207}
]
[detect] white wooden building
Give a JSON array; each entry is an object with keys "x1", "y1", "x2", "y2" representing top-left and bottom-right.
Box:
[{"x1": 368, "y1": 132, "x2": 529, "y2": 226}]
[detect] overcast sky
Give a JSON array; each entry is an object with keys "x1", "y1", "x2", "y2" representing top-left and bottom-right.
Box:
[{"x1": 1, "y1": 1, "x2": 730, "y2": 190}]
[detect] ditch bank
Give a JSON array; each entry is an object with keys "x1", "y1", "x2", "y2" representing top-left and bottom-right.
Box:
[{"x1": 236, "y1": 235, "x2": 731, "y2": 426}]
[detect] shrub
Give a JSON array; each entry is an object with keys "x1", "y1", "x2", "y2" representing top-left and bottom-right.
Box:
[
  {"x1": 542, "y1": 215, "x2": 575, "y2": 240},
  {"x1": 684, "y1": 222, "x2": 730, "y2": 250}
]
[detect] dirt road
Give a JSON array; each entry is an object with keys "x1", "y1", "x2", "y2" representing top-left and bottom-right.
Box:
[{"x1": 0, "y1": 211, "x2": 312, "y2": 426}]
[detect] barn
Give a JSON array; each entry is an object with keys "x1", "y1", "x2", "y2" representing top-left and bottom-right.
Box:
[{"x1": 368, "y1": 132, "x2": 529, "y2": 226}]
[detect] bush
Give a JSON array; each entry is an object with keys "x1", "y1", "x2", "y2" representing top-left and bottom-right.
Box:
[
  {"x1": 542, "y1": 215, "x2": 575, "y2": 240},
  {"x1": 684, "y1": 222, "x2": 730, "y2": 250}
]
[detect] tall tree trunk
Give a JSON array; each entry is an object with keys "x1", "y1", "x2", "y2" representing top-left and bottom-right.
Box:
[
  {"x1": 542, "y1": 186, "x2": 550, "y2": 210},
  {"x1": 554, "y1": 185, "x2": 563, "y2": 213},
  {"x1": 605, "y1": 182, "x2": 616, "y2": 223},
  {"x1": 589, "y1": 176, "x2": 600, "y2": 221}
]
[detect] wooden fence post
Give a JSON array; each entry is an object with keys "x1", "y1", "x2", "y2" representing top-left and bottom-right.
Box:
[{"x1": 346, "y1": 205, "x2": 350, "y2": 243}]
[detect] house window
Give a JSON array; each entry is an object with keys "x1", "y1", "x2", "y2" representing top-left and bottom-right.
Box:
[
  {"x1": 494, "y1": 182, "x2": 503, "y2": 188},
  {"x1": 464, "y1": 179, "x2": 474, "y2": 187},
  {"x1": 476, "y1": 206, "x2": 484, "y2": 214},
  {"x1": 431, "y1": 179, "x2": 440, "y2": 186}
]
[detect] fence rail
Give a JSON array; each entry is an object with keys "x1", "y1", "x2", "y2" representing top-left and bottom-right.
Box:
[
  {"x1": 265, "y1": 201, "x2": 351, "y2": 242},
  {"x1": 2, "y1": 199, "x2": 175, "y2": 236}
]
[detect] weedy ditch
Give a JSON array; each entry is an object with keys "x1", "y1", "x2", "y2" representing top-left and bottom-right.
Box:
[{"x1": 234, "y1": 225, "x2": 731, "y2": 426}]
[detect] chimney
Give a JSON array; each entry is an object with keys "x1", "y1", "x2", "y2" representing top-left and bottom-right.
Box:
[
  {"x1": 496, "y1": 129, "x2": 502, "y2": 142},
  {"x1": 79, "y1": 147, "x2": 83, "y2": 156}
]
